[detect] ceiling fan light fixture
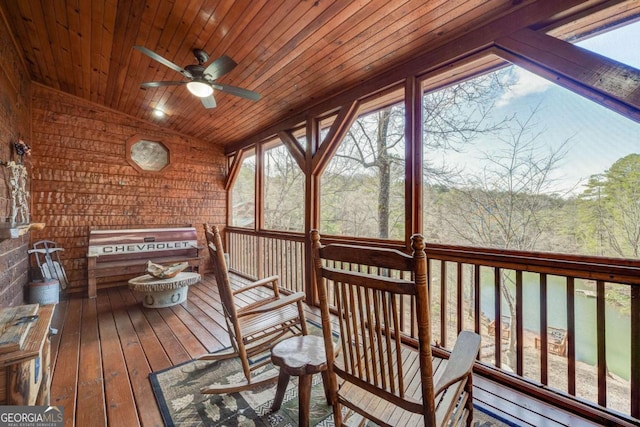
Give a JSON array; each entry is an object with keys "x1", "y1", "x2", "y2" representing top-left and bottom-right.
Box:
[{"x1": 186, "y1": 80, "x2": 213, "y2": 97}]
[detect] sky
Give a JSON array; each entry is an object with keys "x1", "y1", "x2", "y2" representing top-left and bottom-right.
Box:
[{"x1": 439, "y1": 20, "x2": 640, "y2": 196}]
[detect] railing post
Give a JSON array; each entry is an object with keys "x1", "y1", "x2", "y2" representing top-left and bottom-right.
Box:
[
  {"x1": 596, "y1": 280, "x2": 607, "y2": 408},
  {"x1": 566, "y1": 277, "x2": 576, "y2": 396},
  {"x1": 494, "y1": 267, "x2": 501, "y2": 368},
  {"x1": 474, "y1": 264, "x2": 481, "y2": 339},
  {"x1": 440, "y1": 260, "x2": 447, "y2": 347},
  {"x1": 456, "y1": 263, "x2": 463, "y2": 334},
  {"x1": 631, "y1": 285, "x2": 640, "y2": 419},
  {"x1": 540, "y1": 273, "x2": 548, "y2": 385},
  {"x1": 515, "y1": 270, "x2": 523, "y2": 376}
]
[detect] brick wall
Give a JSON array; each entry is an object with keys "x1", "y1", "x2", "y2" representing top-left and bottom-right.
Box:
[
  {"x1": 0, "y1": 10, "x2": 31, "y2": 307},
  {"x1": 30, "y1": 85, "x2": 227, "y2": 295}
]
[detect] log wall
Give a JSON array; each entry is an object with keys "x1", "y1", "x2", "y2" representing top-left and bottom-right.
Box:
[
  {"x1": 0, "y1": 9, "x2": 31, "y2": 307},
  {"x1": 30, "y1": 85, "x2": 226, "y2": 295}
]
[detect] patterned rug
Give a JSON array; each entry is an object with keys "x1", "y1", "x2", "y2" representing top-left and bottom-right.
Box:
[
  {"x1": 151, "y1": 357, "x2": 512, "y2": 427},
  {"x1": 151, "y1": 357, "x2": 332, "y2": 426},
  {"x1": 150, "y1": 321, "x2": 511, "y2": 426}
]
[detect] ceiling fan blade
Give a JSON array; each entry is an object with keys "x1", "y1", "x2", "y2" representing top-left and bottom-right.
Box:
[
  {"x1": 203, "y1": 55, "x2": 237, "y2": 80},
  {"x1": 134, "y1": 46, "x2": 192, "y2": 79},
  {"x1": 213, "y1": 83, "x2": 261, "y2": 101},
  {"x1": 200, "y1": 95, "x2": 217, "y2": 109},
  {"x1": 141, "y1": 81, "x2": 187, "y2": 88}
]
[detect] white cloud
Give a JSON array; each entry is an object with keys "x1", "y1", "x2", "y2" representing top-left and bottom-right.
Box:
[{"x1": 496, "y1": 67, "x2": 552, "y2": 107}]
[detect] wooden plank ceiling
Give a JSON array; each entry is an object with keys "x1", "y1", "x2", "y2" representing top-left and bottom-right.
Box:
[{"x1": 0, "y1": 1, "x2": 633, "y2": 148}]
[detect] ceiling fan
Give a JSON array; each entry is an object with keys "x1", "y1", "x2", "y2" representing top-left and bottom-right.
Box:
[{"x1": 134, "y1": 46, "x2": 261, "y2": 109}]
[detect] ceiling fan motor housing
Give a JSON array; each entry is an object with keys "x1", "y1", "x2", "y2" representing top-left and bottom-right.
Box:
[
  {"x1": 193, "y1": 48, "x2": 209, "y2": 65},
  {"x1": 184, "y1": 64, "x2": 206, "y2": 78}
]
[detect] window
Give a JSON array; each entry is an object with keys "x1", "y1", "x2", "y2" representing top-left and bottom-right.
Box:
[
  {"x1": 230, "y1": 151, "x2": 256, "y2": 228},
  {"x1": 320, "y1": 92, "x2": 406, "y2": 240},
  {"x1": 126, "y1": 135, "x2": 171, "y2": 173},
  {"x1": 422, "y1": 56, "x2": 639, "y2": 258},
  {"x1": 263, "y1": 140, "x2": 304, "y2": 231},
  {"x1": 421, "y1": 23, "x2": 639, "y2": 408}
]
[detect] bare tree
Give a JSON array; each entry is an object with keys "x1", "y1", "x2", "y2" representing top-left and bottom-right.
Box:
[
  {"x1": 423, "y1": 73, "x2": 510, "y2": 185},
  {"x1": 331, "y1": 107, "x2": 405, "y2": 238},
  {"x1": 231, "y1": 156, "x2": 256, "y2": 228},
  {"x1": 263, "y1": 145, "x2": 304, "y2": 231},
  {"x1": 440, "y1": 107, "x2": 570, "y2": 368},
  {"x1": 322, "y1": 72, "x2": 510, "y2": 239}
]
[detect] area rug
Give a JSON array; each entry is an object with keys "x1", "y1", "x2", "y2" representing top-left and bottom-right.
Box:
[
  {"x1": 151, "y1": 356, "x2": 332, "y2": 426},
  {"x1": 151, "y1": 359, "x2": 512, "y2": 426},
  {"x1": 150, "y1": 320, "x2": 336, "y2": 426},
  {"x1": 150, "y1": 322, "x2": 511, "y2": 426}
]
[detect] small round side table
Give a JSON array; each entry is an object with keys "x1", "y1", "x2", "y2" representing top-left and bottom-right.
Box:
[{"x1": 270, "y1": 335, "x2": 330, "y2": 427}]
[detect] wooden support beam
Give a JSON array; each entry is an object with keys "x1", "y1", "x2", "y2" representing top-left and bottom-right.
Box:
[
  {"x1": 495, "y1": 28, "x2": 640, "y2": 121},
  {"x1": 255, "y1": 143, "x2": 264, "y2": 232},
  {"x1": 225, "y1": 148, "x2": 245, "y2": 191},
  {"x1": 311, "y1": 101, "x2": 359, "y2": 175},
  {"x1": 405, "y1": 76, "x2": 422, "y2": 242},
  {"x1": 277, "y1": 130, "x2": 305, "y2": 171},
  {"x1": 304, "y1": 118, "x2": 319, "y2": 306}
]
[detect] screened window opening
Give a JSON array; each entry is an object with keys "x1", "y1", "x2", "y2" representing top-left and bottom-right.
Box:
[
  {"x1": 263, "y1": 141, "x2": 304, "y2": 232},
  {"x1": 230, "y1": 152, "x2": 256, "y2": 228},
  {"x1": 320, "y1": 97, "x2": 406, "y2": 240}
]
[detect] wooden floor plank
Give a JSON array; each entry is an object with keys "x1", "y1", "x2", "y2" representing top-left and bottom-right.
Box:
[
  {"x1": 50, "y1": 297, "x2": 82, "y2": 427},
  {"x1": 188, "y1": 284, "x2": 228, "y2": 326},
  {"x1": 76, "y1": 298, "x2": 107, "y2": 427},
  {"x1": 168, "y1": 303, "x2": 224, "y2": 353},
  {"x1": 182, "y1": 289, "x2": 231, "y2": 346},
  {"x1": 117, "y1": 287, "x2": 173, "y2": 372},
  {"x1": 152, "y1": 298, "x2": 209, "y2": 358},
  {"x1": 106, "y1": 288, "x2": 164, "y2": 427},
  {"x1": 49, "y1": 298, "x2": 68, "y2": 370},
  {"x1": 129, "y1": 291, "x2": 192, "y2": 365},
  {"x1": 96, "y1": 291, "x2": 140, "y2": 427}
]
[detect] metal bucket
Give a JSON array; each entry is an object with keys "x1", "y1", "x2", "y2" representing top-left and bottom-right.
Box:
[{"x1": 29, "y1": 279, "x2": 59, "y2": 305}]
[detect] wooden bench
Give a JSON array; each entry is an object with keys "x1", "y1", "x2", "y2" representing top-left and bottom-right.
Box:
[
  {"x1": 535, "y1": 326, "x2": 568, "y2": 357},
  {"x1": 488, "y1": 315, "x2": 511, "y2": 340},
  {"x1": 87, "y1": 227, "x2": 203, "y2": 298}
]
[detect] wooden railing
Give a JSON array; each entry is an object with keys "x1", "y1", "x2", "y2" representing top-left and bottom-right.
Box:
[
  {"x1": 224, "y1": 228, "x2": 640, "y2": 425},
  {"x1": 226, "y1": 227, "x2": 305, "y2": 294},
  {"x1": 425, "y1": 244, "x2": 640, "y2": 425}
]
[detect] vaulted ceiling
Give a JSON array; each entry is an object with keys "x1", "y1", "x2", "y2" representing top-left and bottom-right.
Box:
[{"x1": 1, "y1": 1, "x2": 637, "y2": 149}]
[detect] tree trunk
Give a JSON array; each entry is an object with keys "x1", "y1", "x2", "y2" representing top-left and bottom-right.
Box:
[{"x1": 377, "y1": 111, "x2": 391, "y2": 239}]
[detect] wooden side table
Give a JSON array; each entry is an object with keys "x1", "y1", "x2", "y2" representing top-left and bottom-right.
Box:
[
  {"x1": 270, "y1": 335, "x2": 330, "y2": 427},
  {"x1": 0, "y1": 304, "x2": 54, "y2": 405}
]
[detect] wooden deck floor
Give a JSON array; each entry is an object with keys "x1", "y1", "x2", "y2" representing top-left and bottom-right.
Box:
[{"x1": 48, "y1": 274, "x2": 610, "y2": 426}]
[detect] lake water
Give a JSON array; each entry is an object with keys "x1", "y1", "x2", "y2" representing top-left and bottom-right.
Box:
[{"x1": 479, "y1": 272, "x2": 631, "y2": 381}]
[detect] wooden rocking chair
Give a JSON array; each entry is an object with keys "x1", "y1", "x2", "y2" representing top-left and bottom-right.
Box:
[
  {"x1": 311, "y1": 230, "x2": 481, "y2": 426},
  {"x1": 199, "y1": 224, "x2": 308, "y2": 393}
]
